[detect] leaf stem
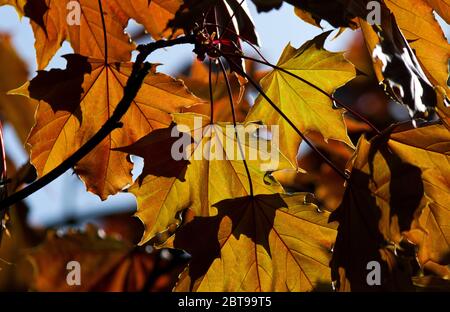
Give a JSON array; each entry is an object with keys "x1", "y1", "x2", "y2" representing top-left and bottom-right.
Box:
[
  {"x1": 205, "y1": 22, "x2": 269, "y2": 63},
  {"x1": 208, "y1": 59, "x2": 214, "y2": 123},
  {"x1": 222, "y1": 55, "x2": 349, "y2": 181},
  {"x1": 98, "y1": 0, "x2": 108, "y2": 66},
  {"x1": 217, "y1": 58, "x2": 254, "y2": 196}
]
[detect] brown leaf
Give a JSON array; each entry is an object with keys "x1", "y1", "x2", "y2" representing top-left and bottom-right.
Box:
[
  {"x1": 27, "y1": 226, "x2": 184, "y2": 291},
  {"x1": 1, "y1": 0, "x2": 183, "y2": 69},
  {"x1": 331, "y1": 122, "x2": 450, "y2": 291}
]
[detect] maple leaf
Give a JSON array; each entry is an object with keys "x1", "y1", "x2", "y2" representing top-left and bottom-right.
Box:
[
  {"x1": 383, "y1": 0, "x2": 450, "y2": 92},
  {"x1": 26, "y1": 226, "x2": 184, "y2": 291},
  {"x1": 246, "y1": 31, "x2": 356, "y2": 168},
  {"x1": 331, "y1": 122, "x2": 450, "y2": 291},
  {"x1": 0, "y1": 0, "x2": 182, "y2": 70},
  {"x1": 118, "y1": 113, "x2": 293, "y2": 244},
  {"x1": 109, "y1": 0, "x2": 183, "y2": 40},
  {"x1": 359, "y1": 0, "x2": 450, "y2": 123},
  {"x1": 0, "y1": 33, "x2": 36, "y2": 144},
  {"x1": 4, "y1": 0, "x2": 131, "y2": 69},
  {"x1": 293, "y1": 6, "x2": 321, "y2": 28},
  {"x1": 10, "y1": 55, "x2": 201, "y2": 199},
  {"x1": 424, "y1": 0, "x2": 450, "y2": 23},
  {"x1": 163, "y1": 193, "x2": 337, "y2": 291}
]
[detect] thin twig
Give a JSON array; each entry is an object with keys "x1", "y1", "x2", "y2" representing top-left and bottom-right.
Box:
[
  {"x1": 205, "y1": 22, "x2": 269, "y2": 63},
  {"x1": 208, "y1": 59, "x2": 214, "y2": 123},
  {"x1": 217, "y1": 58, "x2": 254, "y2": 196},
  {"x1": 226, "y1": 53, "x2": 382, "y2": 135},
  {"x1": 223, "y1": 55, "x2": 349, "y2": 181}
]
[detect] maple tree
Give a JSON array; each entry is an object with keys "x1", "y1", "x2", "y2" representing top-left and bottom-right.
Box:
[{"x1": 0, "y1": 0, "x2": 449, "y2": 293}]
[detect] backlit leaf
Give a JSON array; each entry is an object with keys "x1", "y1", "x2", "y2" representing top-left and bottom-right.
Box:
[
  {"x1": 425, "y1": 0, "x2": 450, "y2": 23},
  {"x1": 246, "y1": 32, "x2": 356, "y2": 167},
  {"x1": 11, "y1": 55, "x2": 200, "y2": 199},
  {"x1": 1, "y1": 0, "x2": 182, "y2": 69},
  {"x1": 119, "y1": 113, "x2": 293, "y2": 244},
  {"x1": 167, "y1": 193, "x2": 337, "y2": 291}
]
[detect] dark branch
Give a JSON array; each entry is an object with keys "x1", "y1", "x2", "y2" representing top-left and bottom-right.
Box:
[{"x1": 0, "y1": 35, "x2": 196, "y2": 211}]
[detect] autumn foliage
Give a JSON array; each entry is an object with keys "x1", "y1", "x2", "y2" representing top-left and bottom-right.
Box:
[{"x1": 0, "y1": 0, "x2": 449, "y2": 292}]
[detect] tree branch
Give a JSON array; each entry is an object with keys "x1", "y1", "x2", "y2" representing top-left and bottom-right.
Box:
[{"x1": 0, "y1": 36, "x2": 195, "y2": 212}]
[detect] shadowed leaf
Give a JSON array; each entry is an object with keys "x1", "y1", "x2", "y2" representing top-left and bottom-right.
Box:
[
  {"x1": 166, "y1": 193, "x2": 337, "y2": 291},
  {"x1": 118, "y1": 113, "x2": 293, "y2": 244},
  {"x1": 331, "y1": 122, "x2": 450, "y2": 291},
  {"x1": 10, "y1": 56, "x2": 201, "y2": 199}
]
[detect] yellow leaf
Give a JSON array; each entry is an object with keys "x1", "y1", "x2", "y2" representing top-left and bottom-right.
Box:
[
  {"x1": 119, "y1": 113, "x2": 293, "y2": 244},
  {"x1": 246, "y1": 32, "x2": 356, "y2": 167},
  {"x1": 0, "y1": 33, "x2": 36, "y2": 143},
  {"x1": 168, "y1": 193, "x2": 337, "y2": 291}
]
